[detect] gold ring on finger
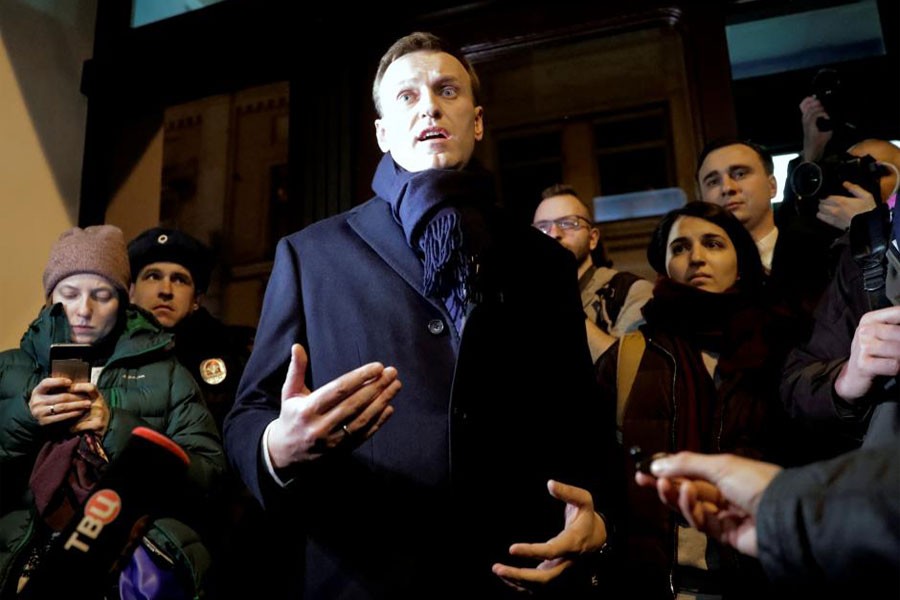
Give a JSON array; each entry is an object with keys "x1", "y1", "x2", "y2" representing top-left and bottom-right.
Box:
[{"x1": 49, "y1": 405, "x2": 56, "y2": 416}]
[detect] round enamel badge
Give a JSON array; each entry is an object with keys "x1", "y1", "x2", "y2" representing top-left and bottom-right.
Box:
[{"x1": 199, "y1": 358, "x2": 227, "y2": 385}]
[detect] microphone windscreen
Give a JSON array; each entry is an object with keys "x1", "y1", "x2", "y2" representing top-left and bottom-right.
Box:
[{"x1": 19, "y1": 427, "x2": 190, "y2": 599}]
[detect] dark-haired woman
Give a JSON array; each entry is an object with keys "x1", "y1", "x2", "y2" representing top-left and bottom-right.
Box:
[{"x1": 597, "y1": 202, "x2": 793, "y2": 599}]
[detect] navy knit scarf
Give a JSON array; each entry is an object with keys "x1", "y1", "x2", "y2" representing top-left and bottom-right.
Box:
[{"x1": 371, "y1": 152, "x2": 494, "y2": 330}]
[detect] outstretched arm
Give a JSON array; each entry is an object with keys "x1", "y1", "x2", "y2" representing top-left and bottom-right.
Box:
[
  {"x1": 635, "y1": 452, "x2": 781, "y2": 557},
  {"x1": 639, "y1": 445, "x2": 900, "y2": 590}
]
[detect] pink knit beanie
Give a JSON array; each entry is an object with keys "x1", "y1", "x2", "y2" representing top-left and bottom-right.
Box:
[{"x1": 42, "y1": 225, "x2": 131, "y2": 296}]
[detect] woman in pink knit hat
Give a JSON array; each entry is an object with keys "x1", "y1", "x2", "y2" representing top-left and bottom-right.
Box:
[{"x1": 0, "y1": 225, "x2": 225, "y2": 599}]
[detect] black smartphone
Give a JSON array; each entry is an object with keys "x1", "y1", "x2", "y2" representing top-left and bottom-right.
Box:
[
  {"x1": 629, "y1": 445, "x2": 668, "y2": 476},
  {"x1": 49, "y1": 343, "x2": 92, "y2": 383}
]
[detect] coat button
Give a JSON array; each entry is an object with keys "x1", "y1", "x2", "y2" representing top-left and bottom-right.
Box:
[{"x1": 427, "y1": 319, "x2": 445, "y2": 335}]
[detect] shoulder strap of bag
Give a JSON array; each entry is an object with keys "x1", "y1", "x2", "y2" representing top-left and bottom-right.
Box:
[
  {"x1": 595, "y1": 271, "x2": 644, "y2": 331},
  {"x1": 616, "y1": 330, "x2": 646, "y2": 433}
]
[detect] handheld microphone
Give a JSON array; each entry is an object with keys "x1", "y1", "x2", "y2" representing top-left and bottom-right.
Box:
[{"x1": 19, "y1": 427, "x2": 190, "y2": 599}]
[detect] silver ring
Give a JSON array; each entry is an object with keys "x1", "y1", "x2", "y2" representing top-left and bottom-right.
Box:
[
  {"x1": 341, "y1": 424, "x2": 352, "y2": 437},
  {"x1": 48, "y1": 405, "x2": 56, "y2": 416}
]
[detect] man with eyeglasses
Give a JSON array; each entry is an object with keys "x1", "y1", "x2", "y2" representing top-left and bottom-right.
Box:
[{"x1": 533, "y1": 184, "x2": 653, "y2": 360}]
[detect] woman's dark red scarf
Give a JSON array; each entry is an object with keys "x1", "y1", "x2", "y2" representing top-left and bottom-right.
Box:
[{"x1": 640, "y1": 278, "x2": 773, "y2": 452}]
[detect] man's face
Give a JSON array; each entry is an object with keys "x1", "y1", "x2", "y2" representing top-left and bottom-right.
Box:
[
  {"x1": 374, "y1": 50, "x2": 484, "y2": 173},
  {"x1": 847, "y1": 141, "x2": 900, "y2": 203},
  {"x1": 51, "y1": 274, "x2": 120, "y2": 344},
  {"x1": 532, "y1": 194, "x2": 599, "y2": 268},
  {"x1": 129, "y1": 262, "x2": 198, "y2": 328},
  {"x1": 697, "y1": 144, "x2": 776, "y2": 239}
]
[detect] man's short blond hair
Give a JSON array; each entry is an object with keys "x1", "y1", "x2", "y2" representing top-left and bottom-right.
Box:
[{"x1": 372, "y1": 31, "x2": 481, "y2": 117}]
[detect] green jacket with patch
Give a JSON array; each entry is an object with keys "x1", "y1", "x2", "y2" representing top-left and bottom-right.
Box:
[{"x1": 0, "y1": 304, "x2": 226, "y2": 596}]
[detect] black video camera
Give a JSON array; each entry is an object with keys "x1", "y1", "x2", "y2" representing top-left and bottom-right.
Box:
[{"x1": 789, "y1": 152, "x2": 886, "y2": 217}]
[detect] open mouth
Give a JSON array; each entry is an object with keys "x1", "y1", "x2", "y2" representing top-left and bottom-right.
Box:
[{"x1": 417, "y1": 127, "x2": 449, "y2": 141}]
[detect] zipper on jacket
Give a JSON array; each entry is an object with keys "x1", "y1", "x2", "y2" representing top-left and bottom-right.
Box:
[
  {"x1": 646, "y1": 334, "x2": 681, "y2": 599},
  {"x1": 646, "y1": 335, "x2": 679, "y2": 450},
  {"x1": 0, "y1": 515, "x2": 36, "y2": 597}
]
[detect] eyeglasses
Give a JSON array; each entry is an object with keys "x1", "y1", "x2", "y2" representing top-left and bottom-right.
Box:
[{"x1": 532, "y1": 215, "x2": 593, "y2": 234}]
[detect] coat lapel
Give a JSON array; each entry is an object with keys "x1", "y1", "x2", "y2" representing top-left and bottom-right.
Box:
[{"x1": 348, "y1": 198, "x2": 448, "y2": 313}]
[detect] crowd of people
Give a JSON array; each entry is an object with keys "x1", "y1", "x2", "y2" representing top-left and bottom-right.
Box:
[{"x1": 0, "y1": 30, "x2": 897, "y2": 599}]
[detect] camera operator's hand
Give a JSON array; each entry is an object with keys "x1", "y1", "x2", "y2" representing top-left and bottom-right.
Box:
[
  {"x1": 800, "y1": 96, "x2": 832, "y2": 162},
  {"x1": 834, "y1": 305, "x2": 900, "y2": 402},
  {"x1": 817, "y1": 181, "x2": 876, "y2": 231}
]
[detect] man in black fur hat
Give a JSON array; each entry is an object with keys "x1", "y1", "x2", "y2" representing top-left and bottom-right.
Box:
[
  {"x1": 128, "y1": 227, "x2": 252, "y2": 428},
  {"x1": 127, "y1": 227, "x2": 282, "y2": 598}
]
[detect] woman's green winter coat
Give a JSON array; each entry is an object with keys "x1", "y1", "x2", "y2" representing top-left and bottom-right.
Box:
[{"x1": 0, "y1": 304, "x2": 226, "y2": 595}]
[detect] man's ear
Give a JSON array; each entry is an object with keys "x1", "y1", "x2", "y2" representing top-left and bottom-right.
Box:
[
  {"x1": 474, "y1": 106, "x2": 484, "y2": 141},
  {"x1": 192, "y1": 293, "x2": 203, "y2": 313},
  {"x1": 589, "y1": 227, "x2": 601, "y2": 252},
  {"x1": 768, "y1": 174, "x2": 778, "y2": 200},
  {"x1": 128, "y1": 283, "x2": 136, "y2": 302},
  {"x1": 375, "y1": 119, "x2": 390, "y2": 153}
]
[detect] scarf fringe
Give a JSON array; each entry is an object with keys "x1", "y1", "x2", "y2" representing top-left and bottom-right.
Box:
[
  {"x1": 420, "y1": 211, "x2": 470, "y2": 325},
  {"x1": 372, "y1": 153, "x2": 494, "y2": 330}
]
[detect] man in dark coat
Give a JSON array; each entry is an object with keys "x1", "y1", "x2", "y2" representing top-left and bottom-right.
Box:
[
  {"x1": 224, "y1": 32, "x2": 611, "y2": 599},
  {"x1": 637, "y1": 444, "x2": 900, "y2": 596},
  {"x1": 128, "y1": 227, "x2": 252, "y2": 430},
  {"x1": 780, "y1": 199, "x2": 900, "y2": 455},
  {"x1": 128, "y1": 227, "x2": 280, "y2": 598}
]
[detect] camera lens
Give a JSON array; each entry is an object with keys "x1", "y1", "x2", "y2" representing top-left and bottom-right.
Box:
[{"x1": 791, "y1": 161, "x2": 825, "y2": 198}]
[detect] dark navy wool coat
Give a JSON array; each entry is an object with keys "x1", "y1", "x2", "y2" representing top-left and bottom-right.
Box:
[{"x1": 224, "y1": 197, "x2": 610, "y2": 599}]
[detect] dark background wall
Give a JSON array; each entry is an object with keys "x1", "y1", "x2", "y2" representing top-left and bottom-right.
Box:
[
  {"x1": 76, "y1": 0, "x2": 900, "y2": 323},
  {"x1": 80, "y1": 0, "x2": 899, "y2": 223}
]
